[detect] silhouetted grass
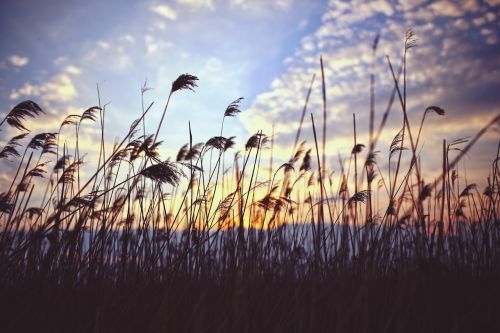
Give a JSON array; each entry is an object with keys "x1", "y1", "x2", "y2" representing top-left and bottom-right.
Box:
[{"x1": 0, "y1": 30, "x2": 499, "y2": 332}]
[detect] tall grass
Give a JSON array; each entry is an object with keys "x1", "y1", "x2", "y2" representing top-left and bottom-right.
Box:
[{"x1": 0, "y1": 31, "x2": 499, "y2": 332}]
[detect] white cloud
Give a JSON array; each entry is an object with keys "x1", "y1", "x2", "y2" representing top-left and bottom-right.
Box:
[
  {"x1": 120, "y1": 34, "x2": 136, "y2": 43},
  {"x1": 8, "y1": 54, "x2": 29, "y2": 67},
  {"x1": 298, "y1": 19, "x2": 308, "y2": 30},
  {"x1": 177, "y1": 0, "x2": 214, "y2": 10},
  {"x1": 396, "y1": 0, "x2": 425, "y2": 11},
  {"x1": 54, "y1": 56, "x2": 68, "y2": 66},
  {"x1": 145, "y1": 35, "x2": 174, "y2": 55},
  {"x1": 229, "y1": 0, "x2": 293, "y2": 11},
  {"x1": 430, "y1": 1, "x2": 464, "y2": 17},
  {"x1": 9, "y1": 73, "x2": 77, "y2": 102},
  {"x1": 241, "y1": 0, "x2": 500, "y2": 178},
  {"x1": 485, "y1": 0, "x2": 500, "y2": 6},
  {"x1": 151, "y1": 4, "x2": 177, "y2": 20},
  {"x1": 485, "y1": 12, "x2": 496, "y2": 22},
  {"x1": 65, "y1": 65, "x2": 82, "y2": 75},
  {"x1": 97, "y1": 41, "x2": 110, "y2": 49}
]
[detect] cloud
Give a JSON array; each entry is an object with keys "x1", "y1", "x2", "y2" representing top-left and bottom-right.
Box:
[
  {"x1": 229, "y1": 0, "x2": 293, "y2": 11},
  {"x1": 65, "y1": 65, "x2": 82, "y2": 75},
  {"x1": 240, "y1": 0, "x2": 500, "y2": 185},
  {"x1": 145, "y1": 35, "x2": 174, "y2": 55},
  {"x1": 430, "y1": 1, "x2": 463, "y2": 17},
  {"x1": 8, "y1": 54, "x2": 29, "y2": 67},
  {"x1": 151, "y1": 4, "x2": 177, "y2": 20},
  {"x1": 97, "y1": 41, "x2": 110, "y2": 49},
  {"x1": 177, "y1": 0, "x2": 214, "y2": 10},
  {"x1": 9, "y1": 73, "x2": 77, "y2": 103},
  {"x1": 485, "y1": 0, "x2": 500, "y2": 5},
  {"x1": 120, "y1": 34, "x2": 136, "y2": 43}
]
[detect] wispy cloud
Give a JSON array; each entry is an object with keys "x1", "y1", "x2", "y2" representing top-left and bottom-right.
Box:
[
  {"x1": 151, "y1": 3, "x2": 177, "y2": 20},
  {"x1": 177, "y1": 0, "x2": 215, "y2": 10},
  {"x1": 241, "y1": 0, "x2": 500, "y2": 185},
  {"x1": 8, "y1": 54, "x2": 29, "y2": 67},
  {"x1": 229, "y1": 0, "x2": 294, "y2": 11},
  {"x1": 9, "y1": 73, "x2": 77, "y2": 103}
]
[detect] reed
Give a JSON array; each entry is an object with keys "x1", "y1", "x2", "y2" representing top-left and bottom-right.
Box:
[{"x1": 0, "y1": 31, "x2": 499, "y2": 332}]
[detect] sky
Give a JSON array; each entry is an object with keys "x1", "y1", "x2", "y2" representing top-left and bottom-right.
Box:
[{"x1": 1, "y1": 0, "x2": 499, "y2": 191}]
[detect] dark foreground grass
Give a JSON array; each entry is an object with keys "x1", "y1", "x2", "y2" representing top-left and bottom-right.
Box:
[{"x1": 1, "y1": 268, "x2": 499, "y2": 332}]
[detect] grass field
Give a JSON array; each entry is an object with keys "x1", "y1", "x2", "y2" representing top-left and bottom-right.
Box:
[{"x1": 1, "y1": 30, "x2": 499, "y2": 332}]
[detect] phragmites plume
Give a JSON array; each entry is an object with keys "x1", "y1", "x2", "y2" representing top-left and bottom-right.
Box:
[
  {"x1": 206, "y1": 136, "x2": 236, "y2": 152},
  {"x1": 109, "y1": 147, "x2": 130, "y2": 168},
  {"x1": 459, "y1": 184, "x2": 477, "y2": 198},
  {"x1": 68, "y1": 192, "x2": 99, "y2": 209},
  {"x1": 308, "y1": 172, "x2": 316, "y2": 187},
  {"x1": 425, "y1": 106, "x2": 445, "y2": 116},
  {"x1": 483, "y1": 185, "x2": 494, "y2": 199},
  {"x1": 81, "y1": 106, "x2": 102, "y2": 122},
  {"x1": 348, "y1": 190, "x2": 370, "y2": 205},
  {"x1": 28, "y1": 132, "x2": 57, "y2": 154},
  {"x1": 224, "y1": 136, "x2": 236, "y2": 151},
  {"x1": 27, "y1": 162, "x2": 48, "y2": 178},
  {"x1": 300, "y1": 149, "x2": 312, "y2": 172},
  {"x1": 386, "y1": 199, "x2": 396, "y2": 216},
  {"x1": 224, "y1": 97, "x2": 244, "y2": 118},
  {"x1": 128, "y1": 118, "x2": 142, "y2": 139},
  {"x1": 390, "y1": 128, "x2": 406, "y2": 159},
  {"x1": 185, "y1": 143, "x2": 204, "y2": 160},
  {"x1": 367, "y1": 168, "x2": 377, "y2": 183},
  {"x1": 405, "y1": 28, "x2": 417, "y2": 50},
  {"x1": 366, "y1": 151, "x2": 379, "y2": 167},
  {"x1": 352, "y1": 143, "x2": 365, "y2": 154},
  {"x1": 60, "y1": 114, "x2": 80, "y2": 128},
  {"x1": 171, "y1": 74, "x2": 199, "y2": 93},
  {"x1": 176, "y1": 143, "x2": 189, "y2": 162},
  {"x1": 280, "y1": 162, "x2": 294, "y2": 174},
  {"x1": 0, "y1": 192, "x2": 13, "y2": 214},
  {"x1": 291, "y1": 141, "x2": 306, "y2": 164},
  {"x1": 26, "y1": 207, "x2": 43, "y2": 219},
  {"x1": 0, "y1": 133, "x2": 29, "y2": 159},
  {"x1": 1, "y1": 100, "x2": 45, "y2": 131},
  {"x1": 54, "y1": 154, "x2": 71, "y2": 171},
  {"x1": 455, "y1": 199, "x2": 467, "y2": 217},
  {"x1": 58, "y1": 159, "x2": 84, "y2": 184},
  {"x1": 245, "y1": 132, "x2": 267, "y2": 150},
  {"x1": 140, "y1": 161, "x2": 183, "y2": 186},
  {"x1": 141, "y1": 79, "x2": 152, "y2": 94},
  {"x1": 130, "y1": 135, "x2": 162, "y2": 162},
  {"x1": 419, "y1": 184, "x2": 432, "y2": 201}
]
